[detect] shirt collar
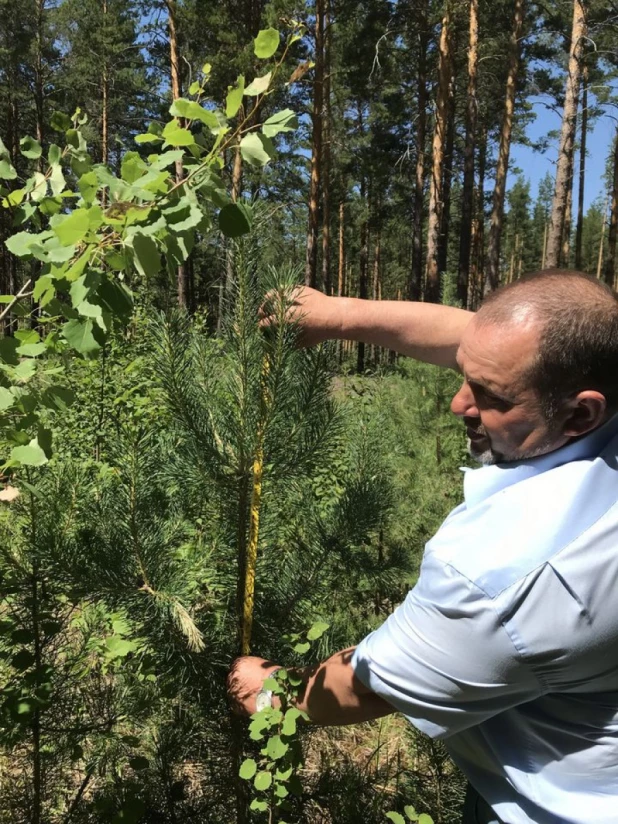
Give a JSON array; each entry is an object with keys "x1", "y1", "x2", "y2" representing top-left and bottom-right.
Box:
[{"x1": 462, "y1": 413, "x2": 618, "y2": 509}]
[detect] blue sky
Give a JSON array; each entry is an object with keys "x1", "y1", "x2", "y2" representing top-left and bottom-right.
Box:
[{"x1": 509, "y1": 89, "x2": 617, "y2": 213}]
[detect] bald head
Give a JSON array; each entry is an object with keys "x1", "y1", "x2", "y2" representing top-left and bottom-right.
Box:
[{"x1": 476, "y1": 270, "x2": 618, "y2": 418}]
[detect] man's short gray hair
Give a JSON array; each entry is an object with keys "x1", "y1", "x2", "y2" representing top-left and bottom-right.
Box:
[{"x1": 477, "y1": 270, "x2": 618, "y2": 419}]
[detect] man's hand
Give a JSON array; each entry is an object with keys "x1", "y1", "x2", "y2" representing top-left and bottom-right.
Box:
[
  {"x1": 259, "y1": 285, "x2": 343, "y2": 348},
  {"x1": 227, "y1": 656, "x2": 281, "y2": 716}
]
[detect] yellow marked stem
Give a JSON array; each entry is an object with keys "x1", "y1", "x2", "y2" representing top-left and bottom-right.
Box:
[{"x1": 241, "y1": 356, "x2": 271, "y2": 655}]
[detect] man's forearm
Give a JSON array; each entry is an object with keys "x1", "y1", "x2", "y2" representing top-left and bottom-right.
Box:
[
  {"x1": 333, "y1": 298, "x2": 472, "y2": 369},
  {"x1": 292, "y1": 647, "x2": 394, "y2": 726}
]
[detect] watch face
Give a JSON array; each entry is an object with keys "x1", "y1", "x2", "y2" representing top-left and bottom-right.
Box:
[{"x1": 255, "y1": 689, "x2": 272, "y2": 712}]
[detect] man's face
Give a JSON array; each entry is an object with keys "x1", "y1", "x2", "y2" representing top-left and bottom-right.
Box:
[{"x1": 451, "y1": 316, "x2": 569, "y2": 465}]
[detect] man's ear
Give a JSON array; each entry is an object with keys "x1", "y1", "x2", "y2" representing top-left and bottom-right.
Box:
[{"x1": 562, "y1": 391, "x2": 607, "y2": 438}]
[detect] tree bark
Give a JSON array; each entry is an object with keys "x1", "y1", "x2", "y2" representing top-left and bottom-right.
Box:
[
  {"x1": 574, "y1": 60, "x2": 588, "y2": 270},
  {"x1": 437, "y1": 57, "x2": 456, "y2": 278},
  {"x1": 425, "y1": 0, "x2": 453, "y2": 303},
  {"x1": 305, "y1": 0, "x2": 325, "y2": 288},
  {"x1": 409, "y1": 0, "x2": 428, "y2": 300},
  {"x1": 165, "y1": 0, "x2": 189, "y2": 309},
  {"x1": 337, "y1": 197, "x2": 345, "y2": 296},
  {"x1": 101, "y1": 0, "x2": 109, "y2": 166},
  {"x1": 321, "y1": 0, "x2": 332, "y2": 294},
  {"x1": 546, "y1": 0, "x2": 586, "y2": 268},
  {"x1": 604, "y1": 129, "x2": 618, "y2": 287},
  {"x1": 485, "y1": 0, "x2": 525, "y2": 292},
  {"x1": 469, "y1": 125, "x2": 487, "y2": 310},
  {"x1": 456, "y1": 0, "x2": 479, "y2": 306},
  {"x1": 357, "y1": 178, "x2": 369, "y2": 373},
  {"x1": 34, "y1": 0, "x2": 45, "y2": 171}
]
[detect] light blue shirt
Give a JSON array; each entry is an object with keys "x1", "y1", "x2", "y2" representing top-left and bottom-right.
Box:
[{"x1": 352, "y1": 414, "x2": 618, "y2": 824}]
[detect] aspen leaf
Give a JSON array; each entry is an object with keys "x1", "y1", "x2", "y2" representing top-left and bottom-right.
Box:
[
  {"x1": 226, "y1": 75, "x2": 245, "y2": 118},
  {"x1": 254, "y1": 28, "x2": 279, "y2": 59},
  {"x1": 244, "y1": 72, "x2": 272, "y2": 96}
]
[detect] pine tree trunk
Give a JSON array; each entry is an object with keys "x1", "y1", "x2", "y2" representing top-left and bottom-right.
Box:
[
  {"x1": 485, "y1": 0, "x2": 525, "y2": 292},
  {"x1": 165, "y1": 0, "x2": 189, "y2": 309},
  {"x1": 101, "y1": 0, "x2": 109, "y2": 166},
  {"x1": 357, "y1": 179, "x2": 369, "y2": 373},
  {"x1": 604, "y1": 129, "x2": 618, "y2": 287},
  {"x1": 575, "y1": 61, "x2": 588, "y2": 270},
  {"x1": 425, "y1": 0, "x2": 453, "y2": 303},
  {"x1": 546, "y1": 0, "x2": 586, "y2": 268},
  {"x1": 305, "y1": 0, "x2": 324, "y2": 288},
  {"x1": 456, "y1": 0, "x2": 479, "y2": 306},
  {"x1": 409, "y1": 0, "x2": 428, "y2": 300},
  {"x1": 337, "y1": 197, "x2": 345, "y2": 296},
  {"x1": 469, "y1": 125, "x2": 487, "y2": 309},
  {"x1": 372, "y1": 211, "x2": 381, "y2": 366},
  {"x1": 562, "y1": 172, "x2": 573, "y2": 265},
  {"x1": 34, "y1": 0, "x2": 45, "y2": 171},
  {"x1": 321, "y1": 0, "x2": 332, "y2": 294},
  {"x1": 437, "y1": 61, "x2": 456, "y2": 278}
]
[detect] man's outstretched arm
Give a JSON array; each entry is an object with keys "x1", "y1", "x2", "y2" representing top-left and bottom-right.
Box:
[
  {"x1": 227, "y1": 648, "x2": 395, "y2": 726},
  {"x1": 262, "y1": 287, "x2": 473, "y2": 370}
]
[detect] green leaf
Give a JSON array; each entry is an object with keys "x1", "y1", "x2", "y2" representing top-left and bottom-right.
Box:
[
  {"x1": 226, "y1": 76, "x2": 245, "y2": 118},
  {"x1": 239, "y1": 758, "x2": 257, "y2": 780},
  {"x1": 244, "y1": 72, "x2": 272, "y2": 97},
  {"x1": 169, "y1": 98, "x2": 219, "y2": 130},
  {"x1": 240, "y1": 133, "x2": 273, "y2": 167},
  {"x1": 5, "y1": 231, "x2": 38, "y2": 258},
  {"x1": 135, "y1": 133, "x2": 162, "y2": 144},
  {"x1": 218, "y1": 201, "x2": 253, "y2": 238},
  {"x1": 161, "y1": 120, "x2": 194, "y2": 147},
  {"x1": 262, "y1": 109, "x2": 298, "y2": 138},
  {"x1": 0, "y1": 159, "x2": 17, "y2": 180},
  {"x1": 281, "y1": 708, "x2": 301, "y2": 736},
  {"x1": 70, "y1": 270, "x2": 101, "y2": 309},
  {"x1": 254, "y1": 28, "x2": 280, "y2": 59},
  {"x1": 48, "y1": 144, "x2": 61, "y2": 165},
  {"x1": 254, "y1": 771, "x2": 272, "y2": 791},
  {"x1": 20, "y1": 136, "x2": 42, "y2": 160},
  {"x1": 30, "y1": 172, "x2": 47, "y2": 202},
  {"x1": 249, "y1": 799, "x2": 268, "y2": 812},
  {"x1": 128, "y1": 756, "x2": 149, "y2": 771},
  {"x1": 12, "y1": 649, "x2": 36, "y2": 670},
  {"x1": 266, "y1": 735, "x2": 288, "y2": 760},
  {"x1": 130, "y1": 233, "x2": 161, "y2": 278},
  {"x1": 0, "y1": 387, "x2": 14, "y2": 411},
  {"x1": 275, "y1": 765, "x2": 293, "y2": 781},
  {"x1": 403, "y1": 806, "x2": 418, "y2": 821},
  {"x1": 105, "y1": 635, "x2": 136, "y2": 658},
  {"x1": 50, "y1": 111, "x2": 72, "y2": 132},
  {"x1": 16, "y1": 342, "x2": 46, "y2": 357},
  {"x1": 33, "y1": 275, "x2": 55, "y2": 306},
  {"x1": 293, "y1": 641, "x2": 310, "y2": 654},
  {"x1": 386, "y1": 814, "x2": 406, "y2": 824},
  {"x1": 61, "y1": 318, "x2": 102, "y2": 355},
  {"x1": 121, "y1": 151, "x2": 148, "y2": 184},
  {"x1": 77, "y1": 171, "x2": 98, "y2": 203},
  {"x1": 52, "y1": 209, "x2": 90, "y2": 246},
  {"x1": 307, "y1": 621, "x2": 329, "y2": 641},
  {"x1": 49, "y1": 163, "x2": 66, "y2": 196},
  {"x1": 11, "y1": 440, "x2": 48, "y2": 467},
  {"x1": 417, "y1": 816, "x2": 434, "y2": 824},
  {"x1": 42, "y1": 385, "x2": 75, "y2": 411}
]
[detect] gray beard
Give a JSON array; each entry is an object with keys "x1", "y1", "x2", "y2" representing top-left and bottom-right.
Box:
[{"x1": 467, "y1": 433, "x2": 560, "y2": 466}]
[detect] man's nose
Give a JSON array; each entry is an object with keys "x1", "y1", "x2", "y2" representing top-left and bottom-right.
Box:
[{"x1": 451, "y1": 382, "x2": 479, "y2": 418}]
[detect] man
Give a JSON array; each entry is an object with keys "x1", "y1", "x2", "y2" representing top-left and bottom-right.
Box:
[{"x1": 227, "y1": 269, "x2": 618, "y2": 824}]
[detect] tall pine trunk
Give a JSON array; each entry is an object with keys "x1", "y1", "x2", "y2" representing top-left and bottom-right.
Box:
[
  {"x1": 425, "y1": 1, "x2": 453, "y2": 303},
  {"x1": 457, "y1": 0, "x2": 479, "y2": 306},
  {"x1": 409, "y1": 0, "x2": 428, "y2": 300},
  {"x1": 437, "y1": 59, "x2": 456, "y2": 278},
  {"x1": 357, "y1": 178, "x2": 369, "y2": 372},
  {"x1": 305, "y1": 0, "x2": 324, "y2": 288},
  {"x1": 485, "y1": 0, "x2": 525, "y2": 292},
  {"x1": 546, "y1": 0, "x2": 586, "y2": 268},
  {"x1": 604, "y1": 129, "x2": 618, "y2": 287},
  {"x1": 574, "y1": 60, "x2": 588, "y2": 270},
  {"x1": 321, "y1": 0, "x2": 332, "y2": 294},
  {"x1": 165, "y1": 0, "x2": 189, "y2": 309},
  {"x1": 101, "y1": 0, "x2": 109, "y2": 166},
  {"x1": 469, "y1": 125, "x2": 487, "y2": 309},
  {"x1": 337, "y1": 197, "x2": 345, "y2": 296}
]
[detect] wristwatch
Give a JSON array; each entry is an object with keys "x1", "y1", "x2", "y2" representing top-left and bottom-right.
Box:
[{"x1": 255, "y1": 668, "x2": 283, "y2": 711}]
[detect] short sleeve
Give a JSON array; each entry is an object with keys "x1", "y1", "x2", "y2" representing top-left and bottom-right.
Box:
[{"x1": 351, "y1": 552, "x2": 546, "y2": 739}]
